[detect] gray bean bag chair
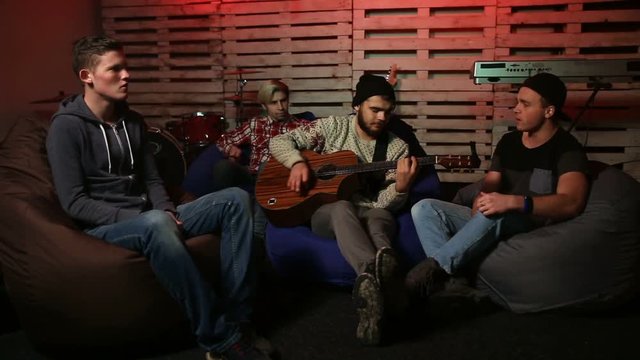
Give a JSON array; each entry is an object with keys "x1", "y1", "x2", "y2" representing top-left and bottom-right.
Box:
[{"x1": 453, "y1": 161, "x2": 640, "y2": 313}]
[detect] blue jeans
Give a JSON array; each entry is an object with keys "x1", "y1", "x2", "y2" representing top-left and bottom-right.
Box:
[
  {"x1": 86, "y1": 187, "x2": 254, "y2": 353},
  {"x1": 411, "y1": 199, "x2": 534, "y2": 274}
]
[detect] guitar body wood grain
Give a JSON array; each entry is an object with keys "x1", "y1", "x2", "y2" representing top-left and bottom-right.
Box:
[{"x1": 255, "y1": 150, "x2": 361, "y2": 227}]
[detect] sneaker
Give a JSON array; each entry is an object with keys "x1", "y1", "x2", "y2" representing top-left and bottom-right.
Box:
[
  {"x1": 352, "y1": 272, "x2": 384, "y2": 346},
  {"x1": 405, "y1": 257, "x2": 449, "y2": 298},
  {"x1": 374, "y1": 247, "x2": 409, "y2": 317},
  {"x1": 205, "y1": 338, "x2": 271, "y2": 360}
]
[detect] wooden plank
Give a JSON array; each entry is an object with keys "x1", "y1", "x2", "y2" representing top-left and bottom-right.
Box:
[
  {"x1": 220, "y1": 0, "x2": 352, "y2": 15},
  {"x1": 130, "y1": 82, "x2": 223, "y2": 93},
  {"x1": 103, "y1": 0, "x2": 220, "y2": 6},
  {"x1": 354, "y1": 37, "x2": 495, "y2": 51},
  {"x1": 437, "y1": 172, "x2": 486, "y2": 183},
  {"x1": 416, "y1": 132, "x2": 493, "y2": 143},
  {"x1": 128, "y1": 93, "x2": 226, "y2": 103},
  {"x1": 494, "y1": 107, "x2": 640, "y2": 124},
  {"x1": 494, "y1": 90, "x2": 640, "y2": 107},
  {"x1": 289, "y1": 105, "x2": 354, "y2": 118},
  {"x1": 425, "y1": 144, "x2": 494, "y2": 156},
  {"x1": 131, "y1": 70, "x2": 220, "y2": 79},
  {"x1": 102, "y1": 4, "x2": 217, "y2": 18},
  {"x1": 353, "y1": 58, "x2": 494, "y2": 73},
  {"x1": 224, "y1": 53, "x2": 352, "y2": 67},
  {"x1": 401, "y1": 104, "x2": 494, "y2": 117},
  {"x1": 222, "y1": 23, "x2": 352, "y2": 40},
  {"x1": 396, "y1": 91, "x2": 494, "y2": 102},
  {"x1": 133, "y1": 105, "x2": 224, "y2": 117},
  {"x1": 221, "y1": 91, "x2": 353, "y2": 106},
  {"x1": 289, "y1": 91, "x2": 353, "y2": 103},
  {"x1": 223, "y1": 38, "x2": 351, "y2": 54},
  {"x1": 221, "y1": 10, "x2": 352, "y2": 27},
  {"x1": 498, "y1": 9, "x2": 640, "y2": 25},
  {"x1": 497, "y1": 0, "x2": 621, "y2": 6},
  {"x1": 103, "y1": 18, "x2": 219, "y2": 31},
  {"x1": 124, "y1": 43, "x2": 222, "y2": 55},
  {"x1": 112, "y1": 31, "x2": 222, "y2": 42},
  {"x1": 354, "y1": 0, "x2": 496, "y2": 9},
  {"x1": 354, "y1": 15, "x2": 495, "y2": 30},
  {"x1": 400, "y1": 79, "x2": 492, "y2": 91},
  {"x1": 403, "y1": 119, "x2": 494, "y2": 130},
  {"x1": 221, "y1": 65, "x2": 352, "y2": 80},
  {"x1": 497, "y1": 32, "x2": 640, "y2": 48}
]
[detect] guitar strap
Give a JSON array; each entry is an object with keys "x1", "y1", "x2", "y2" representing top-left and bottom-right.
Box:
[
  {"x1": 372, "y1": 130, "x2": 389, "y2": 163},
  {"x1": 362, "y1": 130, "x2": 389, "y2": 198}
]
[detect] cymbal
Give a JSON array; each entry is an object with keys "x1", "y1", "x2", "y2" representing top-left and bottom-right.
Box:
[
  {"x1": 30, "y1": 91, "x2": 69, "y2": 104},
  {"x1": 223, "y1": 69, "x2": 263, "y2": 75}
]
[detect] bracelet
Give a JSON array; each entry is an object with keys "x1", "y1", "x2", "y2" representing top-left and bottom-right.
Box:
[{"x1": 523, "y1": 195, "x2": 533, "y2": 214}]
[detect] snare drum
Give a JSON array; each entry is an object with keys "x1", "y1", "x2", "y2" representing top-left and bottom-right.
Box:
[
  {"x1": 146, "y1": 127, "x2": 186, "y2": 187},
  {"x1": 178, "y1": 112, "x2": 226, "y2": 147}
]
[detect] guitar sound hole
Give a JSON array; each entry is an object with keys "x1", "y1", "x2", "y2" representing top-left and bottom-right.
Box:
[
  {"x1": 267, "y1": 198, "x2": 277, "y2": 205},
  {"x1": 316, "y1": 164, "x2": 337, "y2": 180}
]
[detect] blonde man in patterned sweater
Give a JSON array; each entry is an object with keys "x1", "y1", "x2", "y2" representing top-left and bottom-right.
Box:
[{"x1": 269, "y1": 74, "x2": 419, "y2": 346}]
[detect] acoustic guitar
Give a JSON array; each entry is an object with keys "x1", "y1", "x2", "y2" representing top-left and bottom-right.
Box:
[{"x1": 255, "y1": 146, "x2": 481, "y2": 227}]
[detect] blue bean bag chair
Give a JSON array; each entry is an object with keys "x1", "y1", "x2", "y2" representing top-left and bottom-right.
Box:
[{"x1": 265, "y1": 167, "x2": 442, "y2": 286}]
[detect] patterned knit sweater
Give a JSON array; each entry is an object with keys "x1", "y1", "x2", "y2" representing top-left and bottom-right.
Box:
[{"x1": 268, "y1": 115, "x2": 410, "y2": 212}]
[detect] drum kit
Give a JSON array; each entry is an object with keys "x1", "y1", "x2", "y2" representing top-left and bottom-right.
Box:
[{"x1": 150, "y1": 68, "x2": 263, "y2": 185}]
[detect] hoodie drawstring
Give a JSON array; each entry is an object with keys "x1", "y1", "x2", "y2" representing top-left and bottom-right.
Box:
[
  {"x1": 122, "y1": 120, "x2": 135, "y2": 169},
  {"x1": 99, "y1": 124, "x2": 112, "y2": 174}
]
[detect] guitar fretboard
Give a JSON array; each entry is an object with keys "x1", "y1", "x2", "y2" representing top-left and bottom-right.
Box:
[{"x1": 315, "y1": 156, "x2": 437, "y2": 177}]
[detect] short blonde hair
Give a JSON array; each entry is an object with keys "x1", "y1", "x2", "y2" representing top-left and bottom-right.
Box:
[{"x1": 257, "y1": 80, "x2": 289, "y2": 105}]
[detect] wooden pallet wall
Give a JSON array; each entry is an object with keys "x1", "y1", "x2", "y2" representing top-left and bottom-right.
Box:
[
  {"x1": 101, "y1": 0, "x2": 640, "y2": 182},
  {"x1": 220, "y1": 0, "x2": 353, "y2": 125},
  {"x1": 101, "y1": 0, "x2": 224, "y2": 128},
  {"x1": 353, "y1": 0, "x2": 498, "y2": 183},
  {"x1": 494, "y1": 0, "x2": 640, "y2": 179}
]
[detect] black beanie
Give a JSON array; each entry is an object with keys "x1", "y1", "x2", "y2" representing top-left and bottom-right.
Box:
[
  {"x1": 521, "y1": 72, "x2": 570, "y2": 121},
  {"x1": 352, "y1": 73, "x2": 396, "y2": 107}
]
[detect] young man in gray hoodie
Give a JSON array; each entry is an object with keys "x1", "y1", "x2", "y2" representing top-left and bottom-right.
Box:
[{"x1": 46, "y1": 35, "x2": 270, "y2": 360}]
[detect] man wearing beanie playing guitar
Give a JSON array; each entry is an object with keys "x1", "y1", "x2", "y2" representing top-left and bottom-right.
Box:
[{"x1": 268, "y1": 73, "x2": 419, "y2": 346}]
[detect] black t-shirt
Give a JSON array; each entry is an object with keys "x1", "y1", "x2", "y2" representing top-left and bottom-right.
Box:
[{"x1": 489, "y1": 128, "x2": 588, "y2": 196}]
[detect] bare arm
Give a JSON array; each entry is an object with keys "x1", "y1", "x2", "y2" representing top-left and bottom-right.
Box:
[
  {"x1": 476, "y1": 171, "x2": 588, "y2": 221},
  {"x1": 528, "y1": 171, "x2": 588, "y2": 220}
]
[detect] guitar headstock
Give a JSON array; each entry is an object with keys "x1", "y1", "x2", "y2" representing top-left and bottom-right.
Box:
[
  {"x1": 437, "y1": 155, "x2": 481, "y2": 169},
  {"x1": 385, "y1": 64, "x2": 398, "y2": 87}
]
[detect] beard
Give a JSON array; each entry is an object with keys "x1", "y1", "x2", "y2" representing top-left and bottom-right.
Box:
[{"x1": 357, "y1": 110, "x2": 385, "y2": 138}]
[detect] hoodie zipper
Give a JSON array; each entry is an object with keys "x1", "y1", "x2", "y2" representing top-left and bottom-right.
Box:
[{"x1": 109, "y1": 123, "x2": 128, "y2": 174}]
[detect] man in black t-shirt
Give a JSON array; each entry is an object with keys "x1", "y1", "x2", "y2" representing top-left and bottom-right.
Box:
[{"x1": 405, "y1": 72, "x2": 589, "y2": 297}]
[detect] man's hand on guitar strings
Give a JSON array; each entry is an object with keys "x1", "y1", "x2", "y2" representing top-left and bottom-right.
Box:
[
  {"x1": 395, "y1": 156, "x2": 418, "y2": 193},
  {"x1": 288, "y1": 161, "x2": 311, "y2": 194}
]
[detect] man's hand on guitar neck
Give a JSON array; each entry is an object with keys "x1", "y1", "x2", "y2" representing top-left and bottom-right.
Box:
[
  {"x1": 288, "y1": 161, "x2": 311, "y2": 193},
  {"x1": 395, "y1": 156, "x2": 418, "y2": 193}
]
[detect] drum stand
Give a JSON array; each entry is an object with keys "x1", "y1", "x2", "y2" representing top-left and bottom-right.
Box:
[
  {"x1": 235, "y1": 76, "x2": 248, "y2": 125},
  {"x1": 223, "y1": 68, "x2": 262, "y2": 127}
]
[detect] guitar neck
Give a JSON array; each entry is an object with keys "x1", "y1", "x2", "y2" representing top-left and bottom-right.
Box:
[{"x1": 322, "y1": 156, "x2": 436, "y2": 176}]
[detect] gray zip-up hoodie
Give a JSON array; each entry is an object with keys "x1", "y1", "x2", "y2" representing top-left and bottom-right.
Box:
[{"x1": 46, "y1": 95, "x2": 175, "y2": 229}]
